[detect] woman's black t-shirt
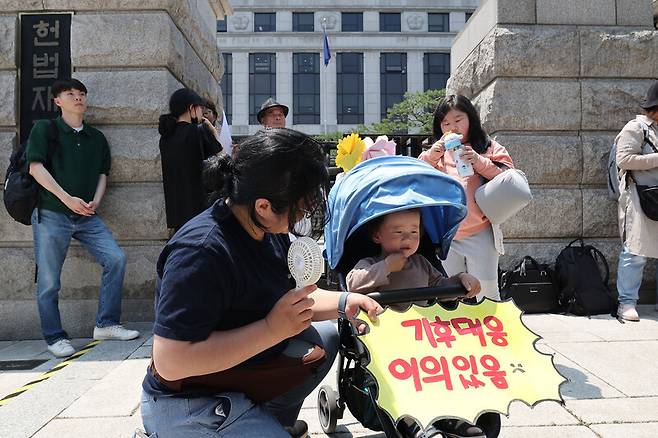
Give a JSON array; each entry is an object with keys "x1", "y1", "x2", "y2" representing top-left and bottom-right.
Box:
[
  {"x1": 142, "y1": 201, "x2": 295, "y2": 397},
  {"x1": 159, "y1": 122, "x2": 222, "y2": 229}
]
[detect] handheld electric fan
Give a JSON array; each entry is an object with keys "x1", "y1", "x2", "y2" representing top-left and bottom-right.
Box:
[{"x1": 287, "y1": 237, "x2": 324, "y2": 288}]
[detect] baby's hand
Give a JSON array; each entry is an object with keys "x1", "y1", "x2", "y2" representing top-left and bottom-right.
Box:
[
  {"x1": 458, "y1": 272, "x2": 481, "y2": 298},
  {"x1": 385, "y1": 253, "x2": 407, "y2": 273}
]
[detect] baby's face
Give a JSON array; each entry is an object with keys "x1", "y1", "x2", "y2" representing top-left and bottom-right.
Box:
[{"x1": 373, "y1": 210, "x2": 421, "y2": 258}]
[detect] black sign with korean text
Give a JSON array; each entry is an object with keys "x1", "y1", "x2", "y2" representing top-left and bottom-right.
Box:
[{"x1": 19, "y1": 14, "x2": 72, "y2": 144}]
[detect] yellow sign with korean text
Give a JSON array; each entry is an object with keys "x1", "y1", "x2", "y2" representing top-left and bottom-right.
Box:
[{"x1": 358, "y1": 299, "x2": 566, "y2": 428}]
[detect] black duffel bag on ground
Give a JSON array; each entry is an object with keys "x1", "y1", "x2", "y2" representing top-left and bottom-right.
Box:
[{"x1": 500, "y1": 256, "x2": 560, "y2": 313}]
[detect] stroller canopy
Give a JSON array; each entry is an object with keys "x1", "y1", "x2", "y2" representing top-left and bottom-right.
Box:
[{"x1": 325, "y1": 155, "x2": 467, "y2": 269}]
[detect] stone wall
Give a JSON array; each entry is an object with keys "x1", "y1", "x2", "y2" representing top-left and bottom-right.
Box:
[
  {"x1": 0, "y1": 0, "x2": 232, "y2": 340},
  {"x1": 449, "y1": 0, "x2": 657, "y2": 300}
]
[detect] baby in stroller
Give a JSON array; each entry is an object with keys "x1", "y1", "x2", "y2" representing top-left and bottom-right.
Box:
[
  {"x1": 346, "y1": 208, "x2": 480, "y2": 309},
  {"x1": 347, "y1": 208, "x2": 488, "y2": 438},
  {"x1": 320, "y1": 155, "x2": 501, "y2": 438}
]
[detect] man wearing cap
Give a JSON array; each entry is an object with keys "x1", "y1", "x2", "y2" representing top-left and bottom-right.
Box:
[
  {"x1": 615, "y1": 80, "x2": 658, "y2": 322},
  {"x1": 257, "y1": 97, "x2": 289, "y2": 128}
]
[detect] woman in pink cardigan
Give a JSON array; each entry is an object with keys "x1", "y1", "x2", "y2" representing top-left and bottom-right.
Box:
[{"x1": 419, "y1": 95, "x2": 513, "y2": 301}]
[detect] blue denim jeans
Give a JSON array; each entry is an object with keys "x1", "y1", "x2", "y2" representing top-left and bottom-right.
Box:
[
  {"x1": 617, "y1": 245, "x2": 658, "y2": 305},
  {"x1": 140, "y1": 320, "x2": 339, "y2": 437},
  {"x1": 31, "y1": 209, "x2": 126, "y2": 344}
]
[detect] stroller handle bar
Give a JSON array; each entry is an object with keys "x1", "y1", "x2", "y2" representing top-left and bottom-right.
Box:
[{"x1": 365, "y1": 283, "x2": 467, "y2": 306}]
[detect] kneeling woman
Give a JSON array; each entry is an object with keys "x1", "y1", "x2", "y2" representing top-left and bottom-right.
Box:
[{"x1": 141, "y1": 128, "x2": 381, "y2": 437}]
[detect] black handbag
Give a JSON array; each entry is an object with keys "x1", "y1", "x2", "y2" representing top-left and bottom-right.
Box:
[
  {"x1": 631, "y1": 128, "x2": 658, "y2": 221},
  {"x1": 635, "y1": 184, "x2": 658, "y2": 221},
  {"x1": 500, "y1": 256, "x2": 560, "y2": 313}
]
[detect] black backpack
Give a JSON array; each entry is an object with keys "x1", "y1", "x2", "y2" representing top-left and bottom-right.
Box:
[
  {"x1": 555, "y1": 239, "x2": 616, "y2": 316},
  {"x1": 3, "y1": 120, "x2": 59, "y2": 225},
  {"x1": 500, "y1": 256, "x2": 560, "y2": 313}
]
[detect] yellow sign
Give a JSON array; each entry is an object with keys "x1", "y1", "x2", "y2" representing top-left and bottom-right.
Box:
[{"x1": 358, "y1": 299, "x2": 566, "y2": 428}]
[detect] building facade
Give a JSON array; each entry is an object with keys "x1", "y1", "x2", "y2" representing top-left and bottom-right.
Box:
[{"x1": 217, "y1": 0, "x2": 480, "y2": 135}]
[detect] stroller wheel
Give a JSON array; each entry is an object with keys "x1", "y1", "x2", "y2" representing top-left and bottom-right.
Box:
[
  {"x1": 476, "y1": 413, "x2": 501, "y2": 438},
  {"x1": 317, "y1": 385, "x2": 339, "y2": 433}
]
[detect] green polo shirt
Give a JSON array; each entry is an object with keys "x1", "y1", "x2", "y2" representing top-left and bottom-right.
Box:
[{"x1": 26, "y1": 117, "x2": 111, "y2": 214}]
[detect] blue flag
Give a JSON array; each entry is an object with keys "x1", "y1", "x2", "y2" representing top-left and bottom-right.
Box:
[{"x1": 322, "y1": 28, "x2": 331, "y2": 66}]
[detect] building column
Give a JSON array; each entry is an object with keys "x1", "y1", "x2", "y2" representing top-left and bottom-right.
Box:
[
  {"x1": 321, "y1": 56, "x2": 337, "y2": 133},
  {"x1": 449, "y1": 12, "x2": 466, "y2": 33},
  {"x1": 363, "y1": 11, "x2": 379, "y2": 32},
  {"x1": 277, "y1": 51, "x2": 293, "y2": 128},
  {"x1": 278, "y1": 11, "x2": 292, "y2": 32},
  {"x1": 232, "y1": 51, "x2": 249, "y2": 134},
  {"x1": 363, "y1": 51, "x2": 380, "y2": 125},
  {"x1": 407, "y1": 51, "x2": 424, "y2": 94}
]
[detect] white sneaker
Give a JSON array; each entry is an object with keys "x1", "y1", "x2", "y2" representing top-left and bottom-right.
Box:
[
  {"x1": 618, "y1": 304, "x2": 640, "y2": 322},
  {"x1": 47, "y1": 339, "x2": 75, "y2": 357},
  {"x1": 93, "y1": 325, "x2": 140, "y2": 341}
]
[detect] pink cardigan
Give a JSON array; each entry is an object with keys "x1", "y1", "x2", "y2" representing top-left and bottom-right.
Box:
[{"x1": 418, "y1": 140, "x2": 514, "y2": 240}]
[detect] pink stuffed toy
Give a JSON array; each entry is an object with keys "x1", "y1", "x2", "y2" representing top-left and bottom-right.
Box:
[{"x1": 361, "y1": 135, "x2": 397, "y2": 161}]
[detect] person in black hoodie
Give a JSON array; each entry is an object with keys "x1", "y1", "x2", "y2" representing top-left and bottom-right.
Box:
[{"x1": 159, "y1": 88, "x2": 222, "y2": 233}]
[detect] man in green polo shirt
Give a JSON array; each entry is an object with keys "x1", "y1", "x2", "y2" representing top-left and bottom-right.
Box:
[{"x1": 26, "y1": 78, "x2": 139, "y2": 358}]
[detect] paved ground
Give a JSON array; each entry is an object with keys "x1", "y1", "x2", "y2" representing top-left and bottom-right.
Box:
[{"x1": 0, "y1": 306, "x2": 657, "y2": 438}]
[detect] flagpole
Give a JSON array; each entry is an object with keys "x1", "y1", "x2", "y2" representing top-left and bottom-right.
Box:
[{"x1": 321, "y1": 18, "x2": 328, "y2": 136}]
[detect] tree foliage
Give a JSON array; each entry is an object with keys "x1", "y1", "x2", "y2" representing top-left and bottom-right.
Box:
[{"x1": 358, "y1": 89, "x2": 445, "y2": 135}]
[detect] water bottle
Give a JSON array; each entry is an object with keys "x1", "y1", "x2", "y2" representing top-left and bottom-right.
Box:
[{"x1": 443, "y1": 133, "x2": 474, "y2": 177}]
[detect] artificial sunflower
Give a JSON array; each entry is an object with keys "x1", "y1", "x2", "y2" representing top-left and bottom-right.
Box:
[{"x1": 335, "y1": 133, "x2": 366, "y2": 173}]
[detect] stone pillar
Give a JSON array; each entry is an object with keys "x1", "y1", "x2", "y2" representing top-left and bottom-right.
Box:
[
  {"x1": 279, "y1": 11, "x2": 292, "y2": 32},
  {"x1": 364, "y1": 51, "x2": 381, "y2": 125},
  {"x1": 407, "y1": 52, "x2": 425, "y2": 94},
  {"x1": 363, "y1": 11, "x2": 379, "y2": 32},
  {"x1": 321, "y1": 59, "x2": 338, "y2": 133},
  {"x1": 449, "y1": 0, "x2": 657, "y2": 300},
  {"x1": 277, "y1": 51, "x2": 293, "y2": 129},
  {"x1": 0, "y1": 1, "x2": 232, "y2": 339},
  {"x1": 449, "y1": 12, "x2": 467, "y2": 33},
  {"x1": 232, "y1": 52, "x2": 250, "y2": 135}
]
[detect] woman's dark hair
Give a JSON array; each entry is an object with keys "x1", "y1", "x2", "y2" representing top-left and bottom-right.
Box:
[
  {"x1": 432, "y1": 94, "x2": 491, "y2": 154},
  {"x1": 203, "y1": 99, "x2": 219, "y2": 119},
  {"x1": 203, "y1": 128, "x2": 329, "y2": 236},
  {"x1": 158, "y1": 88, "x2": 205, "y2": 136}
]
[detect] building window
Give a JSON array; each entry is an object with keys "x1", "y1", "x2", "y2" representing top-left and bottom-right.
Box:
[
  {"x1": 293, "y1": 53, "x2": 320, "y2": 124},
  {"x1": 466, "y1": 12, "x2": 473, "y2": 22},
  {"x1": 249, "y1": 53, "x2": 276, "y2": 124},
  {"x1": 342, "y1": 12, "x2": 363, "y2": 32},
  {"x1": 428, "y1": 13, "x2": 450, "y2": 32},
  {"x1": 220, "y1": 53, "x2": 232, "y2": 124},
  {"x1": 380, "y1": 53, "x2": 407, "y2": 119},
  {"x1": 254, "y1": 13, "x2": 276, "y2": 32},
  {"x1": 216, "y1": 18, "x2": 227, "y2": 32},
  {"x1": 293, "y1": 12, "x2": 314, "y2": 32},
  {"x1": 424, "y1": 53, "x2": 450, "y2": 91},
  {"x1": 379, "y1": 13, "x2": 401, "y2": 32},
  {"x1": 337, "y1": 53, "x2": 364, "y2": 124}
]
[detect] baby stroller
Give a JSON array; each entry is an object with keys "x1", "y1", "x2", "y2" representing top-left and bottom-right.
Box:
[{"x1": 318, "y1": 156, "x2": 501, "y2": 438}]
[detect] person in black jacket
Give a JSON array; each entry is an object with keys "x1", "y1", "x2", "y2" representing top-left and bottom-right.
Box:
[{"x1": 159, "y1": 88, "x2": 222, "y2": 233}]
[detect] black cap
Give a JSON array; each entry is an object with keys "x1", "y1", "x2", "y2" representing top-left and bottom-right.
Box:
[
  {"x1": 640, "y1": 80, "x2": 658, "y2": 110},
  {"x1": 257, "y1": 97, "x2": 289, "y2": 123}
]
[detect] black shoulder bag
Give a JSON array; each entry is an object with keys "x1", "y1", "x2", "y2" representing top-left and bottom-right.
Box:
[{"x1": 630, "y1": 127, "x2": 658, "y2": 221}]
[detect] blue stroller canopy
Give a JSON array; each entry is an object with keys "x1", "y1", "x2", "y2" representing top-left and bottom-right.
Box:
[{"x1": 325, "y1": 155, "x2": 467, "y2": 269}]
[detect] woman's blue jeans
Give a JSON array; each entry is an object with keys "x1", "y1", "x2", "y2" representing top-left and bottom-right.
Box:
[
  {"x1": 31, "y1": 209, "x2": 126, "y2": 344},
  {"x1": 140, "y1": 320, "x2": 339, "y2": 437},
  {"x1": 617, "y1": 245, "x2": 658, "y2": 305}
]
